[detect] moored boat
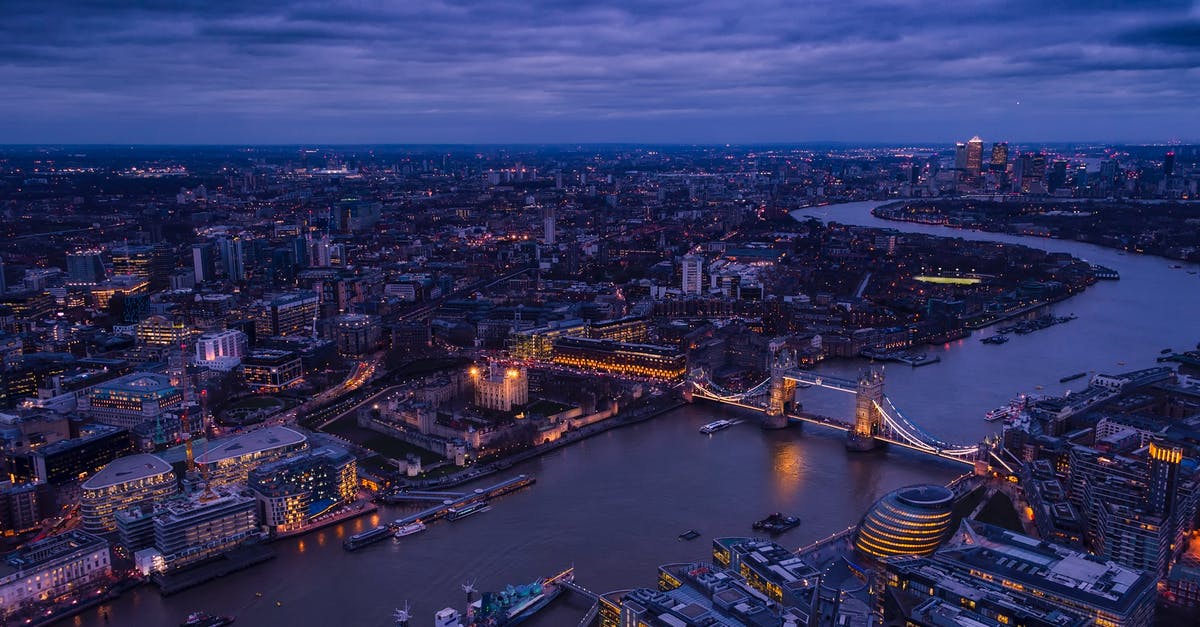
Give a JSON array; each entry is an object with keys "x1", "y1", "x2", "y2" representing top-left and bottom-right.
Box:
[
  {"x1": 447, "y1": 501, "x2": 490, "y2": 521},
  {"x1": 181, "y1": 612, "x2": 234, "y2": 627},
  {"x1": 394, "y1": 521, "x2": 427, "y2": 538}
]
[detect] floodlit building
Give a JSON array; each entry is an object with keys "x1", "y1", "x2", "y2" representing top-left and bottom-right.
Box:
[
  {"x1": 854, "y1": 484, "x2": 954, "y2": 559},
  {"x1": 471, "y1": 365, "x2": 528, "y2": 412},
  {"x1": 81, "y1": 372, "x2": 183, "y2": 429},
  {"x1": 194, "y1": 426, "x2": 308, "y2": 487},
  {"x1": 195, "y1": 329, "x2": 247, "y2": 371},
  {"x1": 80, "y1": 454, "x2": 177, "y2": 532},
  {"x1": 0, "y1": 530, "x2": 111, "y2": 617},
  {"x1": 248, "y1": 446, "x2": 357, "y2": 534}
]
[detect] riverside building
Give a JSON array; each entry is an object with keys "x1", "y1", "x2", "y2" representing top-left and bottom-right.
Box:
[
  {"x1": 80, "y1": 453, "x2": 177, "y2": 532},
  {"x1": 0, "y1": 530, "x2": 111, "y2": 618},
  {"x1": 193, "y1": 426, "x2": 308, "y2": 487}
]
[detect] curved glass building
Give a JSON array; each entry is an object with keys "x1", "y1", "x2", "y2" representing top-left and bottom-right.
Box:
[{"x1": 854, "y1": 484, "x2": 954, "y2": 559}]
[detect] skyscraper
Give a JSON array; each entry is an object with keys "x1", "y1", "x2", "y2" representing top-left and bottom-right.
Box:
[
  {"x1": 542, "y1": 206, "x2": 556, "y2": 245},
  {"x1": 67, "y1": 250, "x2": 106, "y2": 286},
  {"x1": 1164, "y1": 151, "x2": 1176, "y2": 178},
  {"x1": 966, "y1": 136, "x2": 984, "y2": 176},
  {"x1": 680, "y1": 255, "x2": 703, "y2": 296},
  {"x1": 191, "y1": 243, "x2": 215, "y2": 284},
  {"x1": 1148, "y1": 440, "x2": 1183, "y2": 517},
  {"x1": 990, "y1": 142, "x2": 1008, "y2": 172},
  {"x1": 219, "y1": 237, "x2": 246, "y2": 281},
  {"x1": 953, "y1": 142, "x2": 967, "y2": 171}
]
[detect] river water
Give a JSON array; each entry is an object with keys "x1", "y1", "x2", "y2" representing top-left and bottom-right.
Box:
[{"x1": 71, "y1": 200, "x2": 1200, "y2": 627}]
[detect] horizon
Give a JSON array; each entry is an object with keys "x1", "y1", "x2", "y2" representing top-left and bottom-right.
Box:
[{"x1": 1, "y1": 1, "x2": 1198, "y2": 144}]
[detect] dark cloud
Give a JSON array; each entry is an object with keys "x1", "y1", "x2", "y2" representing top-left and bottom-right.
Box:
[{"x1": 0, "y1": 0, "x2": 1197, "y2": 142}]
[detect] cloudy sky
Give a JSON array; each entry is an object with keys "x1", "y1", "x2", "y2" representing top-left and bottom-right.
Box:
[{"x1": 2, "y1": 0, "x2": 1198, "y2": 144}]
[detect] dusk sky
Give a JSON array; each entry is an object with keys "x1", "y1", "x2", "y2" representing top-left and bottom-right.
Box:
[{"x1": 3, "y1": 0, "x2": 1199, "y2": 144}]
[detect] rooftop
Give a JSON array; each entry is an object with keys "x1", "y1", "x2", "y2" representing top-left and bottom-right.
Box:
[
  {"x1": 82, "y1": 453, "x2": 172, "y2": 490},
  {"x1": 194, "y1": 426, "x2": 307, "y2": 464}
]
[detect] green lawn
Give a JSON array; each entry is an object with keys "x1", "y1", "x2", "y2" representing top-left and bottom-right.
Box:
[
  {"x1": 320, "y1": 415, "x2": 443, "y2": 464},
  {"x1": 229, "y1": 396, "x2": 284, "y2": 410}
]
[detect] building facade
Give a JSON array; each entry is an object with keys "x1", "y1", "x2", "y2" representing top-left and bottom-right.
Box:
[{"x1": 80, "y1": 453, "x2": 177, "y2": 532}]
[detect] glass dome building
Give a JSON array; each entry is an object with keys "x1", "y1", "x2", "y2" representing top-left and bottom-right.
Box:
[{"x1": 854, "y1": 484, "x2": 955, "y2": 559}]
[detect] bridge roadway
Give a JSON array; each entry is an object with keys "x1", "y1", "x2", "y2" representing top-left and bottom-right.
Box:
[{"x1": 691, "y1": 392, "x2": 975, "y2": 467}]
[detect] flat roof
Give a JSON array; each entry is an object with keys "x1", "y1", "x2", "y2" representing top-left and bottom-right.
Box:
[
  {"x1": 194, "y1": 426, "x2": 307, "y2": 464},
  {"x1": 82, "y1": 453, "x2": 172, "y2": 490}
]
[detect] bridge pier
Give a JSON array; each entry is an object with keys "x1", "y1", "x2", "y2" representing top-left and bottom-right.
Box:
[{"x1": 846, "y1": 368, "x2": 884, "y2": 451}]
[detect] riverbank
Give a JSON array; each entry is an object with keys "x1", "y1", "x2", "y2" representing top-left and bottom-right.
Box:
[
  {"x1": 397, "y1": 396, "x2": 687, "y2": 491},
  {"x1": 871, "y1": 200, "x2": 1200, "y2": 264}
]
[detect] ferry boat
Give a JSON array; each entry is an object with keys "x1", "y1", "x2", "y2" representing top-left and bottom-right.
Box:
[
  {"x1": 181, "y1": 612, "x2": 234, "y2": 627},
  {"x1": 984, "y1": 406, "x2": 1017, "y2": 422},
  {"x1": 394, "y1": 521, "x2": 426, "y2": 538},
  {"x1": 447, "y1": 501, "x2": 491, "y2": 521},
  {"x1": 343, "y1": 525, "x2": 391, "y2": 550},
  {"x1": 434, "y1": 569, "x2": 572, "y2": 627},
  {"x1": 699, "y1": 419, "x2": 733, "y2": 434}
]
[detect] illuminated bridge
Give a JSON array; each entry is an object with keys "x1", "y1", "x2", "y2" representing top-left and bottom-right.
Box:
[{"x1": 688, "y1": 343, "x2": 1000, "y2": 468}]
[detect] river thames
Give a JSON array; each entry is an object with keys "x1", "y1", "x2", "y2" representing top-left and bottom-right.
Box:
[{"x1": 72, "y1": 200, "x2": 1200, "y2": 627}]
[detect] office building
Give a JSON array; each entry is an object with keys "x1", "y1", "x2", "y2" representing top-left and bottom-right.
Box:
[
  {"x1": 254, "y1": 292, "x2": 319, "y2": 338},
  {"x1": 248, "y1": 446, "x2": 356, "y2": 534},
  {"x1": 954, "y1": 142, "x2": 967, "y2": 171},
  {"x1": 135, "y1": 315, "x2": 189, "y2": 347},
  {"x1": 877, "y1": 521, "x2": 1156, "y2": 627},
  {"x1": 854, "y1": 484, "x2": 954, "y2": 559},
  {"x1": 24, "y1": 424, "x2": 135, "y2": 486},
  {"x1": 81, "y1": 372, "x2": 182, "y2": 429},
  {"x1": 712, "y1": 537, "x2": 819, "y2": 606},
  {"x1": 150, "y1": 489, "x2": 260, "y2": 571},
  {"x1": 80, "y1": 453, "x2": 177, "y2": 532},
  {"x1": 218, "y1": 237, "x2": 245, "y2": 281},
  {"x1": 966, "y1": 135, "x2": 984, "y2": 176},
  {"x1": 66, "y1": 250, "x2": 106, "y2": 286},
  {"x1": 331, "y1": 314, "x2": 381, "y2": 357},
  {"x1": 990, "y1": 141, "x2": 1009, "y2": 173},
  {"x1": 0, "y1": 530, "x2": 111, "y2": 617},
  {"x1": 191, "y1": 243, "x2": 216, "y2": 284},
  {"x1": 551, "y1": 337, "x2": 687, "y2": 379},
  {"x1": 471, "y1": 365, "x2": 528, "y2": 412},
  {"x1": 240, "y1": 349, "x2": 303, "y2": 391},
  {"x1": 680, "y1": 254, "x2": 704, "y2": 296},
  {"x1": 194, "y1": 426, "x2": 308, "y2": 487},
  {"x1": 195, "y1": 329, "x2": 247, "y2": 371},
  {"x1": 542, "y1": 205, "x2": 556, "y2": 245}
]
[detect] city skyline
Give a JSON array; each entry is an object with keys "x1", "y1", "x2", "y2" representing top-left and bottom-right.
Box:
[{"x1": 2, "y1": 1, "x2": 1199, "y2": 144}]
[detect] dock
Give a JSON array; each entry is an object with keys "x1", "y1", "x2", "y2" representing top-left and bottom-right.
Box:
[
  {"x1": 379, "y1": 489, "x2": 466, "y2": 504},
  {"x1": 345, "y1": 475, "x2": 537, "y2": 551},
  {"x1": 153, "y1": 544, "x2": 276, "y2": 595}
]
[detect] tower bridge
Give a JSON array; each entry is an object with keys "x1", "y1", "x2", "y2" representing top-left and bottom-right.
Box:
[{"x1": 688, "y1": 344, "x2": 997, "y2": 467}]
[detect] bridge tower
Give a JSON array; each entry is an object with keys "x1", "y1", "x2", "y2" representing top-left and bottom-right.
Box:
[
  {"x1": 764, "y1": 340, "x2": 796, "y2": 429},
  {"x1": 847, "y1": 367, "x2": 884, "y2": 451}
]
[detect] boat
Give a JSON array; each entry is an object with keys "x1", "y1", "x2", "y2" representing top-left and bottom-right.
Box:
[
  {"x1": 678, "y1": 529, "x2": 701, "y2": 541},
  {"x1": 752, "y1": 513, "x2": 801, "y2": 534},
  {"x1": 1059, "y1": 372, "x2": 1087, "y2": 383},
  {"x1": 447, "y1": 501, "x2": 490, "y2": 521},
  {"x1": 981, "y1": 335, "x2": 1009, "y2": 345},
  {"x1": 699, "y1": 419, "x2": 733, "y2": 434},
  {"x1": 343, "y1": 525, "x2": 391, "y2": 550},
  {"x1": 434, "y1": 569, "x2": 571, "y2": 627},
  {"x1": 1161, "y1": 348, "x2": 1173, "y2": 355},
  {"x1": 181, "y1": 612, "x2": 234, "y2": 627},
  {"x1": 984, "y1": 405, "x2": 1018, "y2": 422},
  {"x1": 394, "y1": 521, "x2": 427, "y2": 538}
]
